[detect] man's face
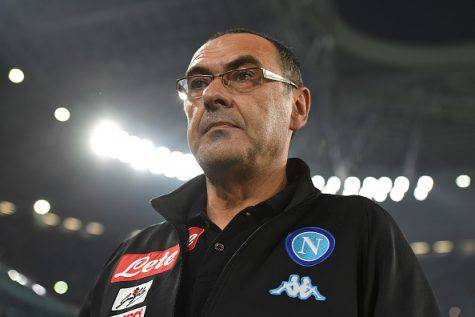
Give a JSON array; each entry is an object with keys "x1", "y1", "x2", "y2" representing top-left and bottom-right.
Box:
[{"x1": 183, "y1": 33, "x2": 294, "y2": 171}]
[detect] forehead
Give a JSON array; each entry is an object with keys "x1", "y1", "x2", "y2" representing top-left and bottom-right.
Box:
[{"x1": 187, "y1": 33, "x2": 281, "y2": 73}]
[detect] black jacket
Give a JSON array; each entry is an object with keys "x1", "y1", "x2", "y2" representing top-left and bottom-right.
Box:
[{"x1": 79, "y1": 158, "x2": 442, "y2": 317}]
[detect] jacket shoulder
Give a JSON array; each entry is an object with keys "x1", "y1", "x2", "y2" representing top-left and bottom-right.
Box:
[
  {"x1": 317, "y1": 193, "x2": 391, "y2": 217},
  {"x1": 316, "y1": 193, "x2": 371, "y2": 218},
  {"x1": 312, "y1": 193, "x2": 398, "y2": 232},
  {"x1": 121, "y1": 220, "x2": 178, "y2": 250}
]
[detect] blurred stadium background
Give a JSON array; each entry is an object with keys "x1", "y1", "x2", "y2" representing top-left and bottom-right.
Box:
[{"x1": 0, "y1": 0, "x2": 474, "y2": 316}]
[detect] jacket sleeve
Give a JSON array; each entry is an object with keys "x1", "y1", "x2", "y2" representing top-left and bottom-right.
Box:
[
  {"x1": 78, "y1": 241, "x2": 126, "y2": 316},
  {"x1": 360, "y1": 198, "x2": 442, "y2": 317}
]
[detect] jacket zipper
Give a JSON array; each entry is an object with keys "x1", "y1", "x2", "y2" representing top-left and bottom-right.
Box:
[{"x1": 200, "y1": 193, "x2": 319, "y2": 316}]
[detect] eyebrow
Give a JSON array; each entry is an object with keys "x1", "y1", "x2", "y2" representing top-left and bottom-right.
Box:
[{"x1": 185, "y1": 55, "x2": 263, "y2": 77}]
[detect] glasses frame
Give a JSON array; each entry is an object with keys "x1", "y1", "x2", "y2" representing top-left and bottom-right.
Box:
[{"x1": 176, "y1": 67, "x2": 298, "y2": 100}]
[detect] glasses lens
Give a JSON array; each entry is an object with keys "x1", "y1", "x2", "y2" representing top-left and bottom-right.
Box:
[
  {"x1": 176, "y1": 79, "x2": 188, "y2": 100},
  {"x1": 225, "y1": 68, "x2": 262, "y2": 92},
  {"x1": 187, "y1": 76, "x2": 212, "y2": 99}
]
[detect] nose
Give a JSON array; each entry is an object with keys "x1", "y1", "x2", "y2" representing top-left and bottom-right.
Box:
[{"x1": 201, "y1": 76, "x2": 231, "y2": 112}]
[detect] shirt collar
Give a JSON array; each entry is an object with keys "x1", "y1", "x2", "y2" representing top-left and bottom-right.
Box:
[
  {"x1": 150, "y1": 157, "x2": 321, "y2": 224},
  {"x1": 188, "y1": 169, "x2": 298, "y2": 228}
]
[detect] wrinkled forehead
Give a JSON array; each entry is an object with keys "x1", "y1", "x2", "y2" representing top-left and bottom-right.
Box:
[{"x1": 186, "y1": 33, "x2": 282, "y2": 75}]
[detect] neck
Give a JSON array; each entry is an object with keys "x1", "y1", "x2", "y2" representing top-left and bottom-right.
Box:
[{"x1": 204, "y1": 159, "x2": 288, "y2": 230}]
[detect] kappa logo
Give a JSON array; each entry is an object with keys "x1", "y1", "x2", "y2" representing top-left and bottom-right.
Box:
[
  {"x1": 112, "y1": 280, "x2": 153, "y2": 311},
  {"x1": 109, "y1": 305, "x2": 146, "y2": 317},
  {"x1": 285, "y1": 227, "x2": 335, "y2": 266},
  {"x1": 269, "y1": 274, "x2": 326, "y2": 301},
  {"x1": 187, "y1": 227, "x2": 205, "y2": 251},
  {"x1": 111, "y1": 245, "x2": 180, "y2": 283}
]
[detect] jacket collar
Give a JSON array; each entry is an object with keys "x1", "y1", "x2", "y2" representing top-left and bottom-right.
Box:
[{"x1": 150, "y1": 157, "x2": 321, "y2": 224}]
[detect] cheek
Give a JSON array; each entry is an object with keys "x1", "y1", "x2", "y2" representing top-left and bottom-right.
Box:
[
  {"x1": 253, "y1": 93, "x2": 288, "y2": 135},
  {"x1": 185, "y1": 103, "x2": 201, "y2": 140},
  {"x1": 184, "y1": 102, "x2": 195, "y2": 121},
  {"x1": 239, "y1": 99, "x2": 274, "y2": 144}
]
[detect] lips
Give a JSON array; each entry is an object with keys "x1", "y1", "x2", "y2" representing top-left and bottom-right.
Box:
[{"x1": 204, "y1": 121, "x2": 239, "y2": 133}]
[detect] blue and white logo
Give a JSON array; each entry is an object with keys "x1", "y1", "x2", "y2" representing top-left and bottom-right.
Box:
[
  {"x1": 269, "y1": 274, "x2": 326, "y2": 301},
  {"x1": 285, "y1": 227, "x2": 335, "y2": 266}
]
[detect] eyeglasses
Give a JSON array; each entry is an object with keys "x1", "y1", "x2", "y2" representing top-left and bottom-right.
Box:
[{"x1": 176, "y1": 67, "x2": 298, "y2": 100}]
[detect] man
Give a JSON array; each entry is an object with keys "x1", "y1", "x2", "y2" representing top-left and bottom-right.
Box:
[{"x1": 79, "y1": 29, "x2": 442, "y2": 317}]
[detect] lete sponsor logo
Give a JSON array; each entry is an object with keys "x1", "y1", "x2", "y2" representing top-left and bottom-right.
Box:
[
  {"x1": 187, "y1": 227, "x2": 204, "y2": 251},
  {"x1": 111, "y1": 245, "x2": 180, "y2": 283},
  {"x1": 112, "y1": 280, "x2": 153, "y2": 311},
  {"x1": 110, "y1": 306, "x2": 146, "y2": 317}
]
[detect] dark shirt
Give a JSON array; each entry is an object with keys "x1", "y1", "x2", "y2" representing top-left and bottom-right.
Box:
[{"x1": 183, "y1": 176, "x2": 298, "y2": 316}]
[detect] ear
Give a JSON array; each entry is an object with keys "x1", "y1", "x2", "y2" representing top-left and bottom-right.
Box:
[{"x1": 289, "y1": 86, "x2": 311, "y2": 133}]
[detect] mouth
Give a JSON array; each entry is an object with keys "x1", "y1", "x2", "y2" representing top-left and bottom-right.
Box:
[{"x1": 205, "y1": 122, "x2": 239, "y2": 133}]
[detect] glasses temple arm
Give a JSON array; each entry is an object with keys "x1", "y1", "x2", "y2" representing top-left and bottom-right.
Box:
[{"x1": 262, "y1": 68, "x2": 298, "y2": 88}]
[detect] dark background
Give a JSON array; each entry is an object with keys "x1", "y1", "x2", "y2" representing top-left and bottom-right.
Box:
[{"x1": 0, "y1": 0, "x2": 474, "y2": 316}]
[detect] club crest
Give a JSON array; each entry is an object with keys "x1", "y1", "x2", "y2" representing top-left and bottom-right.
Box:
[{"x1": 285, "y1": 227, "x2": 335, "y2": 266}]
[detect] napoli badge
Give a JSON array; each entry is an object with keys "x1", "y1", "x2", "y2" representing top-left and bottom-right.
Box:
[{"x1": 285, "y1": 227, "x2": 335, "y2": 266}]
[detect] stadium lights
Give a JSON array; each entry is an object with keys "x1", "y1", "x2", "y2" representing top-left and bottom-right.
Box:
[
  {"x1": 0, "y1": 201, "x2": 16, "y2": 216},
  {"x1": 63, "y1": 217, "x2": 82, "y2": 231},
  {"x1": 359, "y1": 177, "x2": 378, "y2": 199},
  {"x1": 90, "y1": 121, "x2": 453, "y2": 202},
  {"x1": 433, "y1": 240, "x2": 454, "y2": 254},
  {"x1": 32, "y1": 283, "x2": 47, "y2": 296},
  {"x1": 41, "y1": 213, "x2": 61, "y2": 226},
  {"x1": 33, "y1": 199, "x2": 51, "y2": 215},
  {"x1": 389, "y1": 190, "x2": 404, "y2": 202},
  {"x1": 7, "y1": 270, "x2": 20, "y2": 282},
  {"x1": 311, "y1": 175, "x2": 325, "y2": 190},
  {"x1": 372, "y1": 177, "x2": 392, "y2": 202},
  {"x1": 33, "y1": 208, "x2": 104, "y2": 238},
  {"x1": 7, "y1": 269, "x2": 28, "y2": 285},
  {"x1": 5, "y1": 267, "x2": 47, "y2": 296},
  {"x1": 310, "y1": 175, "x2": 421, "y2": 202},
  {"x1": 37, "y1": 212, "x2": 105, "y2": 239},
  {"x1": 8, "y1": 68, "x2": 24, "y2": 83},
  {"x1": 342, "y1": 176, "x2": 361, "y2": 196},
  {"x1": 418, "y1": 175, "x2": 434, "y2": 192},
  {"x1": 85, "y1": 222, "x2": 105, "y2": 235},
  {"x1": 54, "y1": 107, "x2": 71, "y2": 122},
  {"x1": 455, "y1": 175, "x2": 470, "y2": 188},
  {"x1": 311, "y1": 174, "x2": 437, "y2": 202},
  {"x1": 322, "y1": 176, "x2": 341, "y2": 194},
  {"x1": 90, "y1": 121, "x2": 203, "y2": 181},
  {"x1": 53, "y1": 281, "x2": 68, "y2": 294},
  {"x1": 394, "y1": 176, "x2": 410, "y2": 192},
  {"x1": 17, "y1": 275, "x2": 28, "y2": 285},
  {"x1": 410, "y1": 242, "x2": 430, "y2": 255},
  {"x1": 414, "y1": 175, "x2": 434, "y2": 201},
  {"x1": 390, "y1": 176, "x2": 410, "y2": 202},
  {"x1": 378, "y1": 177, "x2": 393, "y2": 193},
  {"x1": 414, "y1": 188, "x2": 428, "y2": 201}
]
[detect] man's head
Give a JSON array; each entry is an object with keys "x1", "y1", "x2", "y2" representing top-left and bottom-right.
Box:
[
  {"x1": 180, "y1": 29, "x2": 311, "y2": 175},
  {"x1": 209, "y1": 29, "x2": 304, "y2": 89}
]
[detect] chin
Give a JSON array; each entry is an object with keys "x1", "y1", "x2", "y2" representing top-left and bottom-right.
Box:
[
  {"x1": 199, "y1": 148, "x2": 242, "y2": 164},
  {"x1": 195, "y1": 146, "x2": 248, "y2": 171},
  {"x1": 191, "y1": 132, "x2": 256, "y2": 169}
]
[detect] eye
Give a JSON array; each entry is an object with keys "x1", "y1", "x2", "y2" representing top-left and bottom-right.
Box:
[
  {"x1": 233, "y1": 69, "x2": 256, "y2": 82},
  {"x1": 189, "y1": 77, "x2": 210, "y2": 90}
]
